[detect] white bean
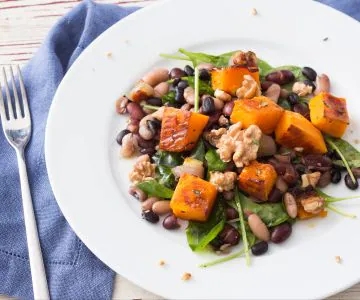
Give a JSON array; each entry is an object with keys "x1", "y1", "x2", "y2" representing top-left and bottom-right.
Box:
[
  {"x1": 142, "y1": 68, "x2": 169, "y2": 87},
  {"x1": 248, "y1": 213, "x2": 270, "y2": 241}
]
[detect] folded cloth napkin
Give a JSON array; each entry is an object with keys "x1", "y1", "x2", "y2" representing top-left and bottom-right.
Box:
[
  {"x1": 0, "y1": 0, "x2": 358, "y2": 299},
  {"x1": 0, "y1": 1, "x2": 138, "y2": 299}
]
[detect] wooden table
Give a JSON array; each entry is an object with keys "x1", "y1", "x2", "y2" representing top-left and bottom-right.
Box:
[{"x1": 0, "y1": 0, "x2": 359, "y2": 299}]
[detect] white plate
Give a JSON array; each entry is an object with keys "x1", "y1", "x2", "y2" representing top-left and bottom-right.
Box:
[{"x1": 45, "y1": 0, "x2": 360, "y2": 298}]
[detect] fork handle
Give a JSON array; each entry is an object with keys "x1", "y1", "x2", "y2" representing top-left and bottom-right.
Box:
[{"x1": 16, "y1": 150, "x2": 50, "y2": 300}]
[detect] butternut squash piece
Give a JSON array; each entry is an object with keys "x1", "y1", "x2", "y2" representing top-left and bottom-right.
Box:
[
  {"x1": 230, "y1": 96, "x2": 284, "y2": 134},
  {"x1": 297, "y1": 205, "x2": 327, "y2": 220},
  {"x1": 238, "y1": 161, "x2": 277, "y2": 201},
  {"x1": 211, "y1": 66, "x2": 260, "y2": 95},
  {"x1": 160, "y1": 107, "x2": 209, "y2": 152},
  {"x1": 275, "y1": 110, "x2": 327, "y2": 154},
  {"x1": 170, "y1": 174, "x2": 218, "y2": 221},
  {"x1": 309, "y1": 92, "x2": 349, "y2": 138}
]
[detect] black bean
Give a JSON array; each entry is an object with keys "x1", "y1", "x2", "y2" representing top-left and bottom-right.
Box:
[
  {"x1": 294, "y1": 164, "x2": 307, "y2": 175},
  {"x1": 287, "y1": 92, "x2": 299, "y2": 105},
  {"x1": 170, "y1": 67, "x2": 185, "y2": 79},
  {"x1": 147, "y1": 119, "x2": 161, "y2": 133},
  {"x1": 177, "y1": 80, "x2": 189, "y2": 90},
  {"x1": 223, "y1": 101, "x2": 235, "y2": 116},
  {"x1": 139, "y1": 148, "x2": 156, "y2": 156},
  {"x1": 202, "y1": 97, "x2": 216, "y2": 115},
  {"x1": 142, "y1": 210, "x2": 159, "y2": 223},
  {"x1": 251, "y1": 241, "x2": 268, "y2": 256},
  {"x1": 205, "y1": 110, "x2": 222, "y2": 130},
  {"x1": 218, "y1": 224, "x2": 240, "y2": 246},
  {"x1": 199, "y1": 69, "x2": 211, "y2": 81},
  {"x1": 116, "y1": 129, "x2": 130, "y2": 145},
  {"x1": 146, "y1": 97, "x2": 162, "y2": 107},
  {"x1": 345, "y1": 174, "x2": 359, "y2": 190},
  {"x1": 271, "y1": 223, "x2": 292, "y2": 244},
  {"x1": 331, "y1": 170, "x2": 342, "y2": 184},
  {"x1": 163, "y1": 214, "x2": 180, "y2": 230},
  {"x1": 172, "y1": 78, "x2": 181, "y2": 87},
  {"x1": 293, "y1": 103, "x2": 310, "y2": 120},
  {"x1": 303, "y1": 79, "x2": 316, "y2": 92},
  {"x1": 165, "y1": 102, "x2": 182, "y2": 108},
  {"x1": 268, "y1": 188, "x2": 283, "y2": 203},
  {"x1": 302, "y1": 67, "x2": 317, "y2": 81},
  {"x1": 175, "y1": 87, "x2": 185, "y2": 103},
  {"x1": 225, "y1": 207, "x2": 239, "y2": 220},
  {"x1": 302, "y1": 154, "x2": 332, "y2": 172},
  {"x1": 265, "y1": 70, "x2": 295, "y2": 85},
  {"x1": 184, "y1": 65, "x2": 194, "y2": 76}
]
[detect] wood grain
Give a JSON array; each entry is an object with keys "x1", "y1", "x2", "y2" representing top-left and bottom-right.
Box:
[{"x1": 0, "y1": 0, "x2": 359, "y2": 299}]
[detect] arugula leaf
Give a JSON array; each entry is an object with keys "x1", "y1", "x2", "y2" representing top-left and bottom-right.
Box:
[
  {"x1": 240, "y1": 193, "x2": 289, "y2": 227},
  {"x1": 162, "y1": 91, "x2": 176, "y2": 104},
  {"x1": 234, "y1": 188, "x2": 251, "y2": 266},
  {"x1": 327, "y1": 204, "x2": 357, "y2": 219},
  {"x1": 137, "y1": 179, "x2": 174, "y2": 199},
  {"x1": 205, "y1": 149, "x2": 228, "y2": 172},
  {"x1": 186, "y1": 200, "x2": 225, "y2": 251},
  {"x1": 326, "y1": 136, "x2": 358, "y2": 184},
  {"x1": 186, "y1": 76, "x2": 214, "y2": 95},
  {"x1": 190, "y1": 139, "x2": 206, "y2": 161}
]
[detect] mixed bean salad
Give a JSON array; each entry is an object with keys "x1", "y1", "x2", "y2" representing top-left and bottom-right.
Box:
[{"x1": 115, "y1": 49, "x2": 360, "y2": 267}]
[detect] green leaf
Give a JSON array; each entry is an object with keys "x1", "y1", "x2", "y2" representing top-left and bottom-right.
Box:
[
  {"x1": 156, "y1": 165, "x2": 176, "y2": 189},
  {"x1": 152, "y1": 151, "x2": 183, "y2": 189},
  {"x1": 326, "y1": 136, "x2": 359, "y2": 184},
  {"x1": 257, "y1": 58, "x2": 273, "y2": 78},
  {"x1": 316, "y1": 189, "x2": 360, "y2": 203},
  {"x1": 278, "y1": 99, "x2": 292, "y2": 111},
  {"x1": 186, "y1": 200, "x2": 225, "y2": 251},
  {"x1": 137, "y1": 180, "x2": 174, "y2": 199},
  {"x1": 332, "y1": 160, "x2": 360, "y2": 168},
  {"x1": 205, "y1": 149, "x2": 228, "y2": 172},
  {"x1": 186, "y1": 76, "x2": 214, "y2": 95},
  {"x1": 190, "y1": 139, "x2": 206, "y2": 161},
  {"x1": 199, "y1": 248, "x2": 245, "y2": 268},
  {"x1": 178, "y1": 48, "x2": 235, "y2": 67},
  {"x1": 234, "y1": 188, "x2": 251, "y2": 266},
  {"x1": 162, "y1": 91, "x2": 176, "y2": 104},
  {"x1": 240, "y1": 193, "x2": 289, "y2": 227}
]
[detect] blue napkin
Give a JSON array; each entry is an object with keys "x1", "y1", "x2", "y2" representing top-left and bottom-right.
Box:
[
  {"x1": 0, "y1": 0, "x2": 358, "y2": 299},
  {"x1": 0, "y1": 1, "x2": 138, "y2": 299}
]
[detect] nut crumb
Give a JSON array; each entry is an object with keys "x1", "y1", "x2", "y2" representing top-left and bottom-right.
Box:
[
  {"x1": 307, "y1": 223, "x2": 316, "y2": 228},
  {"x1": 159, "y1": 260, "x2": 165, "y2": 266},
  {"x1": 251, "y1": 8, "x2": 257, "y2": 15},
  {"x1": 182, "y1": 272, "x2": 192, "y2": 281},
  {"x1": 354, "y1": 139, "x2": 359, "y2": 145},
  {"x1": 105, "y1": 51, "x2": 112, "y2": 58},
  {"x1": 335, "y1": 256, "x2": 342, "y2": 264}
]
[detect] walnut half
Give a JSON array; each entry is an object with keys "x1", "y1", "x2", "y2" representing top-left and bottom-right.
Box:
[{"x1": 236, "y1": 75, "x2": 261, "y2": 99}]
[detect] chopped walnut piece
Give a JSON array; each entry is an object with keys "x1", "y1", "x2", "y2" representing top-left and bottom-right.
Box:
[
  {"x1": 229, "y1": 51, "x2": 258, "y2": 70},
  {"x1": 159, "y1": 260, "x2": 165, "y2": 266},
  {"x1": 236, "y1": 75, "x2": 261, "y2": 99},
  {"x1": 335, "y1": 256, "x2": 342, "y2": 264},
  {"x1": 218, "y1": 115, "x2": 229, "y2": 126},
  {"x1": 115, "y1": 95, "x2": 129, "y2": 114},
  {"x1": 214, "y1": 89, "x2": 232, "y2": 102},
  {"x1": 251, "y1": 8, "x2": 258, "y2": 15},
  {"x1": 292, "y1": 81, "x2": 313, "y2": 96},
  {"x1": 301, "y1": 195, "x2": 325, "y2": 214},
  {"x1": 203, "y1": 128, "x2": 227, "y2": 147},
  {"x1": 129, "y1": 154, "x2": 156, "y2": 184},
  {"x1": 105, "y1": 51, "x2": 112, "y2": 58},
  {"x1": 209, "y1": 171, "x2": 237, "y2": 192},
  {"x1": 182, "y1": 272, "x2": 192, "y2": 281},
  {"x1": 216, "y1": 123, "x2": 262, "y2": 167},
  {"x1": 301, "y1": 172, "x2": 321, "y2": 188}
]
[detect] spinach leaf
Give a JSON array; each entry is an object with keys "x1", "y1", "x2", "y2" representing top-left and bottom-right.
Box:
[
  {"x1": 186, "y1": 200, "x2": 225, "y2": 251},
  {"x1": 326, "y1": 136, "x2": 359, "y2": 184},
  {"x1": 137, "y1": 179, "x2": 174, "y2": 199},
  {"x1": 205, "y1": 148, "x2": 227, "y2": 172},
  {"x1": 186, "y1": 76, "x2": 214, "y2": 95},
  {"x1": 240, "y1": 193, "x2": 289, "y2": 227},
  {"x1": 162, "y1": 91, "x2": 176, "y2": 104},
  {"x1": 257, "y1": 58, "x2": 274, "y2": 78},
  {"x1": 190, "y1": 139, "x2": 206, "y2": 161},
  {"x1": 278, "y1": 99, "x2": 292, "y2": 111},
  {"x1": 156, "y1": 165, "x2": 175, "y2": 189},
  {"x1": 152, "y1": 151, "x2": 183, "y2": 189},
  {"x1": 178, "y1": 48, "x2": 235, "y2": 67}
]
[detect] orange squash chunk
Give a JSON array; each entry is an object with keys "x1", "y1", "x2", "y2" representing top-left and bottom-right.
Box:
[
  {"x1": 275, "y1": 110, "x2": 327, "y2": 154},
  {"x1": 309, "y1": 92, "x2": 349, "y2": 138},
  {"x1": 170, "y1": 174, "x2": 218, "y2": 222},
  {"x1": 211, "y1": 66, "x2": 260, "y2": 95},
  {"x1": 297, "y1": 205, "x2": 328, "y2": 220},
  {"x1": 238, "y1": 161, "x2": 277, "y2": 201},
  {"x1": 230, "y1": 96, "x2": 284, "y2": 134},
  {"x1": 159, "y1": 107, "x2": 209, "y2": 152}
]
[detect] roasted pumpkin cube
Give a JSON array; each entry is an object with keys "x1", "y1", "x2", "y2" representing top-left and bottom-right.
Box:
[
  {"x1": 230, "y1": 96, "x2": 284, "y2": 134},
  {"x1": 170, "y1": 174, "x2": 218, "y2": 221},
  {"x1": 309, "y1": 92, "x2": 349, "y2": 138},
  {"x1": 159, "y1": 107, "x2": 209, "y2": 152},
  {"x1": 275, "y1": 110, "x2": 327, "y2": 154},
  {"x1": 238, "y1": 161, "x2": 277, "y2": 201},
  {"x1": 211, "y1": 66, "x2": 260, "y2": 95}
]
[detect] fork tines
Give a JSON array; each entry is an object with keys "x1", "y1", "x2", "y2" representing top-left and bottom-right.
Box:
[{"x1": 0, "y1": 65, "x2": 30, "y2": 122}]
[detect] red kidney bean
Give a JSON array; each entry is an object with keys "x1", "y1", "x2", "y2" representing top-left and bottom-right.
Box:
[
  {"x1": 260, "y1": 81, "x2": 274, "y2": 91},
  {"x1": 218, "y1": 224, "x2": 240, "y2": 246},
  {"x1": 127, "y1": 102, "x2": 145, "y2": 120},
  {"x1": 223, "y1": 191, "x2": 235, "y2": 201},
  {"x1": 225, "y1": 207, "x2": 239, "y2": 220},
  {"x1": 222, "y1": 100, "x2": 234, "y2": 116},
  {"x1": 205, "y1": 111, "x2": 222, "y2": 130},
  {"x1": 170, "y1": 67, "x2": 185, "y2": 79},
  {"x1": 302, "y1": 154, "x2": 332, "y2": 172},
  {"x1": 293, "y1": 103, "x2": 310, "y2": 120},
  {"x1": 163, "y1": 214, "x2": 180, "y2": 230},
  {"x1": 268, "y1": 188, "x2": 283, "y2": 203},
  {"x1": 317, "y1": 171, "x2": 331, "y2": 188},
  {"x1": 271, "y1": 223, "x2": 292, "y2": 244},
  {"x1": 265, "y1": 70, "x2": 295, "y2": 85}
]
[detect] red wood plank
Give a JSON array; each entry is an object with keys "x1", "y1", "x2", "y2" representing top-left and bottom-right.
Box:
[
  {"x1": 33, "y1": 14, "x2": 64, "y2": 18},
  {"x1": 0, "y1": 42, "x2": 41, "y2": 47},
  {"x1": 0, "y1": 52, "x2": 34, "y2": 56},
  {"x1": 2, "y1": 0, "x2": 81, "y2": 10}
]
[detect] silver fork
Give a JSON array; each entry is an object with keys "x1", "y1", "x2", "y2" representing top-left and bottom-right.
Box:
[{"x1": 0, "y1": 66, "x2": 50, "y2": 299}]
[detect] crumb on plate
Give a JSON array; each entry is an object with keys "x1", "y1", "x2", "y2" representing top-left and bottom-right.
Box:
[
  {"x1": 159, "y1": 260, "x2": 165, "y2": 266},
  {"x1": 307, "y1": 223, "x2": 316, "y2": 228},
  {"x1": 182, "y1": 272, "x2": 192, "y2": 281},
  {"x1": 105, "y1": 51, "x2": 112, "y2": 58},
  {"x1": 354, "y1": 139, "x2": 359, "y2": 145},
  {"x1": 335, "y1": 256, "x2": 342, "y2": 264},
  {"x1": 251, "y1": 8, "x2": 257, "y2": 15}
]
